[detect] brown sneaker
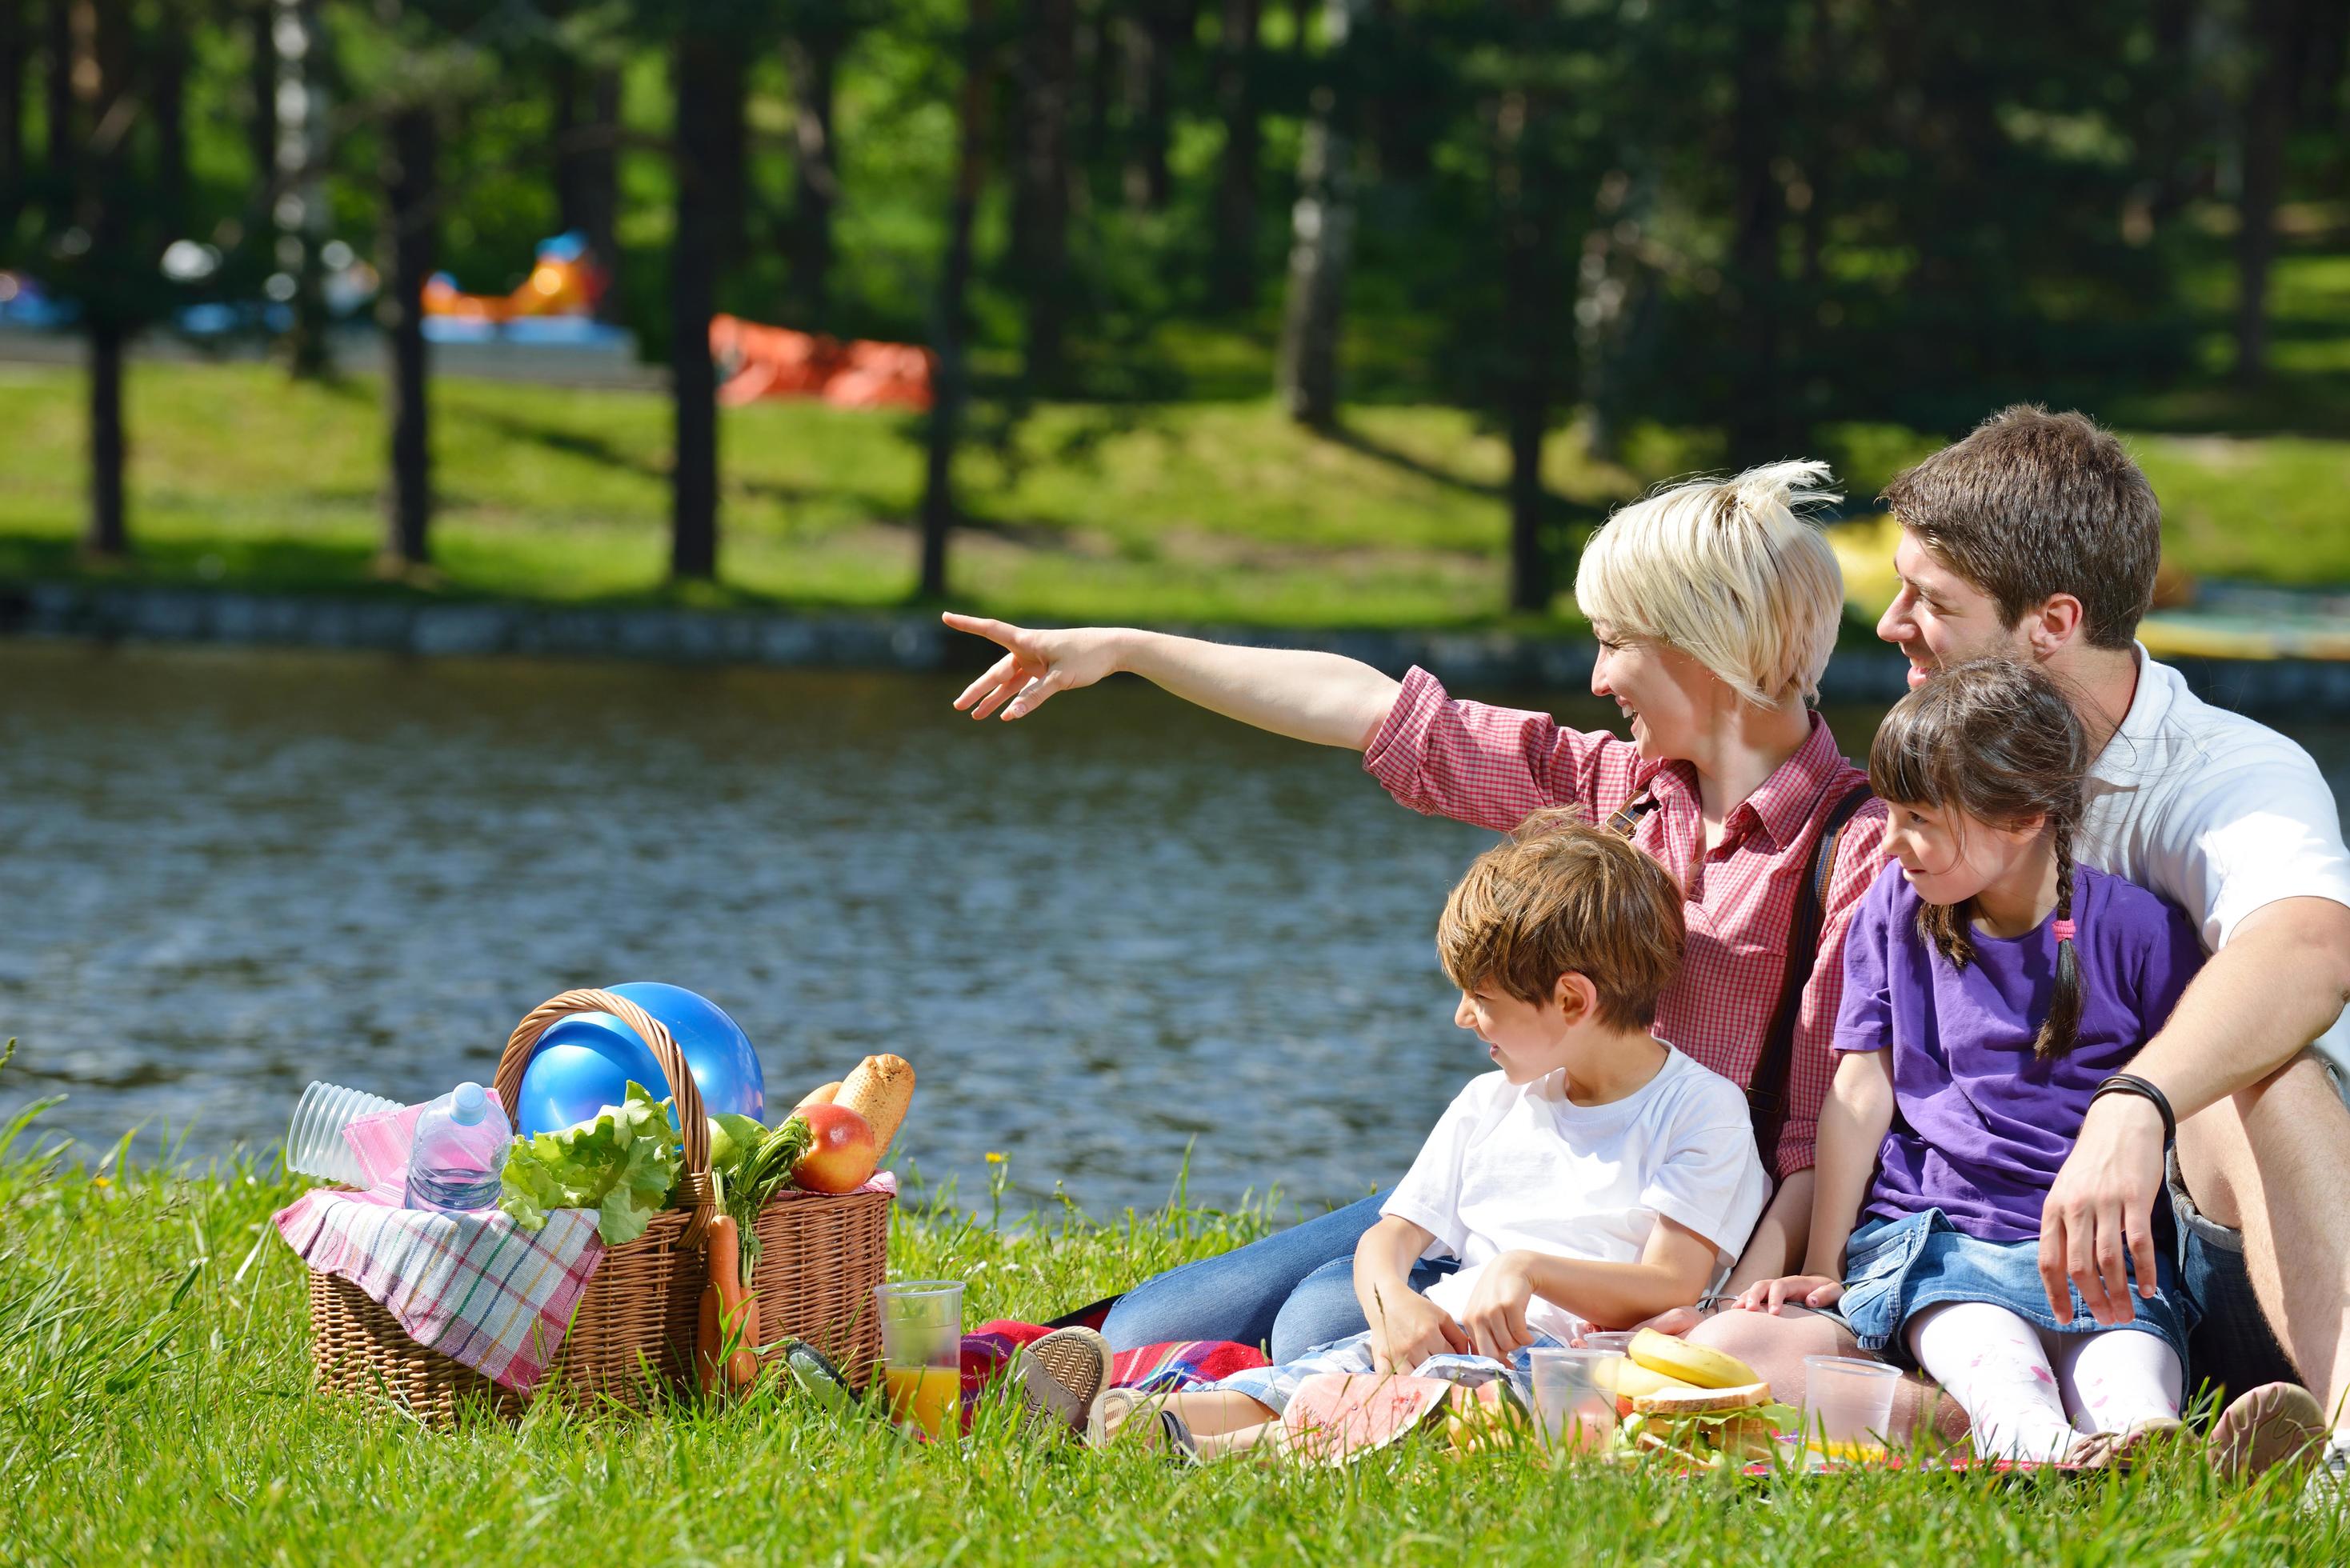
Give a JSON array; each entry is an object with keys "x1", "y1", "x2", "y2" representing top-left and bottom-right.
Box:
[{"x1": 1013, "y1": 1326, "x2": 1113, "y2": 1438}]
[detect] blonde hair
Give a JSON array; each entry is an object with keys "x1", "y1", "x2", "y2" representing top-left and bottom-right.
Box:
[
  {"x1": 1436, "y1": 808, "x2": 1686, "y2": 1032},
  {"x1": 1574, "y1": 460, "x2": 1847, "y2": 707}
]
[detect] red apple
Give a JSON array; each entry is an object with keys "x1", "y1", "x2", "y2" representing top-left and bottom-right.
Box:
[{"x1": 792, "y1": 1103, "x2": 879, "y2": 1194}]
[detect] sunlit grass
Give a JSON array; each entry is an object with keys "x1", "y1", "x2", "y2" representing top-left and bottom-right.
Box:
[
  {"x1": 2, "y1": 314, "x2": 2348, "y2": 634},
  {"x1": 0, "y1": 1093, "x2": 2337, "y2": 1565}
]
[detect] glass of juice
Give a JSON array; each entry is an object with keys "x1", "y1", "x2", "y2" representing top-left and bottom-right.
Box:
[
  {"x1": 874, "y1": 1280, "x2": 963, "y2": 1438},
  {"x1": 1800, "y1": 1354, "x2": 1901, "y2": 1462}
]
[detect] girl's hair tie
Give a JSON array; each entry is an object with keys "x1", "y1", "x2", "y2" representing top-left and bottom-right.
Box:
[{"x1": 2051, "y1": 918, "x2": 2076, "y2": 943}]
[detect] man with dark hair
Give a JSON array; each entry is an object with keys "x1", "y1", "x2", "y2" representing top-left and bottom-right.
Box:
[{"x1": 1703, "y1": 404, "x2": 2350, "y2": 1497}]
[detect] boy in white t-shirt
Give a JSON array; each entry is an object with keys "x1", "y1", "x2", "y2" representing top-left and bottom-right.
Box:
[{"x1": 1091, "y1": 810, "x2": 1769, "y2": 1459}]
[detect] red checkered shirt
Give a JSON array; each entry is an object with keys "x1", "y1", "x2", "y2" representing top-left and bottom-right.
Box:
[{"x1": 1364, "y1": 666, "x2": 1888, "y2": 1179}]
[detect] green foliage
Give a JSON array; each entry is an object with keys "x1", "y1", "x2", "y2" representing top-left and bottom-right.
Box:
[{"x1": 498, "y1": 1081, "x2": 682, "y2": 1245}]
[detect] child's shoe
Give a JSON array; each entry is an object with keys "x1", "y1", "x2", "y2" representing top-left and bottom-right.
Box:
[{"x1": 1086, "y1": 1386, "x2": 1200, "y2": 1463}]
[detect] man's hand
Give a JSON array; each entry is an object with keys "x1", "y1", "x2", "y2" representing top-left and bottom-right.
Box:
[
  {"x1": 2039, "y1": 1092, "x2": 2166, "y2": 1325},
  {"x1": 1366, "y1": 1289, "x2": 1471, "y2": 1374},
  {"x1": 1731, "y1": 1274, "x2": 1844, "y2": 1314},
  {"x1": 1457, "y1": 1252, "x2": 1543, "y2": 1362},
  {"x1": 944, "y1": 614, "x2": 1123, "y2": 721}
]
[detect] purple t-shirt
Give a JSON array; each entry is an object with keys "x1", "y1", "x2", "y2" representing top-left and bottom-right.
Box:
[{"x1": 1832, "y1": 861, "x2": 2204, "y2": 1243}]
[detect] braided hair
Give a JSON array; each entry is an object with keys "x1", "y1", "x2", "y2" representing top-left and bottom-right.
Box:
[{"x1": 1868, "y1": 658, "x2": 2090, "y2": 1059}]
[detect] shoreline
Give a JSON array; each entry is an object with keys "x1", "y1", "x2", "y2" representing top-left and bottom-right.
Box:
[{"x1": 11, "y1": 578, "x2": 2350, "y2": 715}]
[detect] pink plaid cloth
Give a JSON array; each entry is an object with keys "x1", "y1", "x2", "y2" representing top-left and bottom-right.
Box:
[
  {"x1": 277, "y1": 1187, "x2": 604, "y2": 1393},
  {"x1": 1365, "y1": 667, "x2": 1888, "y2": 1177}
]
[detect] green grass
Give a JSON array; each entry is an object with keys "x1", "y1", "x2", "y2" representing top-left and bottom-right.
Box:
[
  {"x1": 5, "y1": 305, "x2": 2350, "y2": 633},
  {"x1": 0, "y1": 1094, "x2": 2335, "y2": 1566}
]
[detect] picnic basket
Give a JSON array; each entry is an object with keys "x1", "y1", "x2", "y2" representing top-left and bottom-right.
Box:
[{"x1": 307, "y1": 988, "x2": 891, "y2": 1426}]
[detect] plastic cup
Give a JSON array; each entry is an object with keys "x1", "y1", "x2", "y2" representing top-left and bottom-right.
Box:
[
  {"x1": 1801, "y1": 1354, "x2": 1902, "y2": 1458},
  {"x1": 875, "y1": 1280, "x2": 963, "y2": 1438},
  {"x1": 286, "y1": 1080, "x2": 402, "y2": 1186},
  {"x1": 1527, "y1": 1347, "x2": 1618, "y2": 1452},
  {"x1": 1575, "y1": 1330, "x2": 1635, "y2": 1354}
]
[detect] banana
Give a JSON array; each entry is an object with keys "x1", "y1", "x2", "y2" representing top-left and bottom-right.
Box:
[
  {"x1": 1626, "y1": 1327, "x2": 1762, "y2": 1390},
  {"x1": 1592, "y1": 1356, "x2": 1703, "y2": 1401}
]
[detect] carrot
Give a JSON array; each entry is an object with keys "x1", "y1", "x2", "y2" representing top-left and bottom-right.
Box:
[
  {"x1": 700, "y1": 1213, "x2": 756, "y2": 1401},
  {"x1": 727, "y1": 1296, "x2": 761, "y2": 1390},
  {"x1": 696, "y1": 1278, "x2": 723, "y2": 1397},
  {"x1": 699, "y1": 1215, "x2": 758, "y2": 1398}
]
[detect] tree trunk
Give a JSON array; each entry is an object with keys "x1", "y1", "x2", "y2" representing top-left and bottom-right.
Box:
[
  {"x1": 552, "y1": 59, "x2": 625, "y2": 326},
  {"x1": 1, "y1": 0, "x2": 25, "y2": 228},
  {"x1": 84, "y1": 314, "x2": 127, "y2": 557},
  {"x1": 1208, "y1": 0, "x2": 1259, "y2": 308},
  {"x1": 42, "y1": 0, "x2": 71, "y2": 191},
  {"x1": 245, "y1": 0, "x2": 274, "y2": 194},
  {"x1": 670, "y1": 31, "x2": 727, "y2": 582},
  {"x1": 153, "y1": 26, "x2": 187, "y2": 226},
  {"x1": 783, "y1": 30, "x2": 840, "y2": 324},
  {"x1": 1275, "y1": 0, "x2": 1360, "y2": 430},
  {"x1": 1495, "y1": 79, "x2": 1555, "y2": 614},
  {"x1": 381, "y1": 106, "x2": 434, "y2": 568},
  {"x1": 1724, "y1": 0, "x2": 1790, "y2": 466},
  {"x1": 275, "y1": 0, "x2": 332, "y2": 379},
  {"x1": 78, "y1": 0, "x2": 130, "y2": 560},
  {"x1": 2234, "y1": 0, "x2": 2304, "y2": 386},
  {"x1": 1012, "y1": 0, "x2": 1075, "y2": 389},
  {"x1": 707, "y1": 50, "x2": 748, "y2": 266},
  {"x1": 1120, "y1": 0, "x2": 1181, "y2": 210},
  {"x1": 920, "y1": 0, "x2": 992, "y2": 602},
  {"x1": 550, "y1": 52, "x2": 583, "y2": 228},
  {"x1": 1078, "y1": 0, "x2": 1113, "y2": 170}
]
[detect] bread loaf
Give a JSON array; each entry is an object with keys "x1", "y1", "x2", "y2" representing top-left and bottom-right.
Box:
[
  {"x1": 835, "y1": 1054, "x2": 914, "y2": 1155},
  {"x1": 794, "y1": 1080, "x2": 843, "y2": 1111}
]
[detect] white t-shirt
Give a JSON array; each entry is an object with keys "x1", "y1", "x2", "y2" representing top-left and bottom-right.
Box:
[
  {"x1": 2078, "y1": 649, "x2": 2350, "y2": 1075},
  {"x1": 1378, "y1": 1045, "x2": 1770, "y2": 1346}
]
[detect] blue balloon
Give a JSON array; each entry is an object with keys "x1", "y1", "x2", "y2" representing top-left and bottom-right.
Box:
[{"x1": 514, "y1": 982, "x2": 766, "y2": 1137}]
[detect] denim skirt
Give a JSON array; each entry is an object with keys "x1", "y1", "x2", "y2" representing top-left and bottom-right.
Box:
[{"x1": 1837, "y1": 1207, "x2": 2194, "y2": 1369}]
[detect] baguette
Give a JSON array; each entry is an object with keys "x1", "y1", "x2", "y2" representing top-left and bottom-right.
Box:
[
  {"x1": 794, "y1": 1081, "x2": 842, "y2": 1111},
  {"x1": 835, "y1": 1054, "x2": 915, "y2": 1155}
]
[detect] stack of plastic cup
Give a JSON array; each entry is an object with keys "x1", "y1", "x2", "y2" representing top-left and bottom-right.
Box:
[
  {"x1": 875, "y1": 1280, "x2": 964, "y2": 1439},
  {"x1": 285, "y1": 1080, "x2": 402, "y2": 1186},
  {"x1": 1575, "y1": 1329, "x2": 1635, "y2": 1354},
  {"x1": 1801, "y1": 1354, "x2": 1902, "y2": 1458},
  {"x1": 1527, "y1": 1346, "x2": 1618, "y2": 1452}
]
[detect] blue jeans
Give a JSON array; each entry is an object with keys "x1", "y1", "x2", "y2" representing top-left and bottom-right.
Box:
[{"x1": 1099, "y1": 1194, "x2": 1459, "y2": 1363}]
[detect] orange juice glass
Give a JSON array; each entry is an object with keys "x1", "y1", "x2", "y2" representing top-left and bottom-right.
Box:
[{"x1": 875, "y1": 1280, "x2": 963, "y2": 1438}]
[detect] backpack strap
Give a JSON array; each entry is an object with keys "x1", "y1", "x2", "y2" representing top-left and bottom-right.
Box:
[
  {"x1": 1744, "y1": 780, "x2": 1876, "y2": 1178},
  {"x1": 1604, "y1": 790, "x2": 1660, "y2": 838}
]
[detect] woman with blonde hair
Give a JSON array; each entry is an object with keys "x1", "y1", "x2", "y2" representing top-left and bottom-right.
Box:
[{"x1": 943, "y1": 461, "x2": 1888, "y2": 1362}]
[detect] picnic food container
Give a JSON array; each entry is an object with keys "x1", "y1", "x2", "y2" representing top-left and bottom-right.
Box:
[{"x1": 306, "y1": 988, "x2": 890, "y2": 1426}]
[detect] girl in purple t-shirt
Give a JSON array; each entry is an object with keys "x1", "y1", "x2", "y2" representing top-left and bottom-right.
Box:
[{"x1": 1737, "y1": 659, "x2": 2204, "y2": 1466}]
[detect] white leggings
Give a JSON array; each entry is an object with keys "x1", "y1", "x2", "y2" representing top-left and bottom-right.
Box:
[{"x1": 1906, "y1": 1300, "x2": 2184, "y2": 1463}]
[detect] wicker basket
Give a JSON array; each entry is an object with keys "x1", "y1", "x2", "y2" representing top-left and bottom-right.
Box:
[{"x1": 307, "y1": 988, "x2": 891, "y2": 1426}]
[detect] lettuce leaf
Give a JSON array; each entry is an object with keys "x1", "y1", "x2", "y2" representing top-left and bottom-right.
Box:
[{"x1": 498, "y1": 1080, "x2": 684, "y2": 1246}]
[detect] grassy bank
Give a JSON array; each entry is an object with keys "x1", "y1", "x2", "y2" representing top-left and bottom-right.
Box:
[
  {"x1": 0, "y1": 1098, "x2": 2331, "y2": 1566},
  {"x1": 3, "y1": 359, "x2": 2349, "y2": 634}
]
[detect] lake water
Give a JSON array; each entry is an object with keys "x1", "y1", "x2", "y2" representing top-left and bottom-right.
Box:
[{"x1": 7, "y1": 641, "x2": 2348, "y2": 1218}]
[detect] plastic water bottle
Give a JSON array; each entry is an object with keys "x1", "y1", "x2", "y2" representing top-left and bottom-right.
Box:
[{"x1": 402, "y1": 1082, "x2": 512, "y2": 1214}]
